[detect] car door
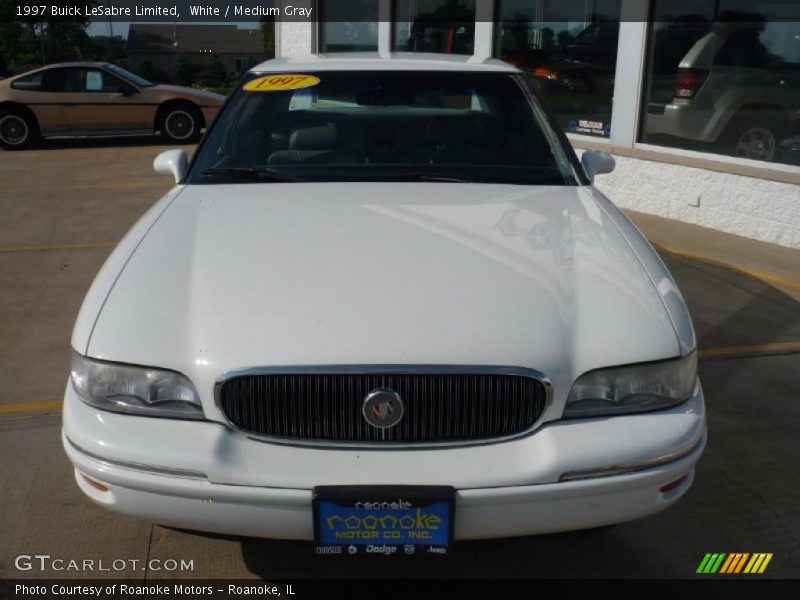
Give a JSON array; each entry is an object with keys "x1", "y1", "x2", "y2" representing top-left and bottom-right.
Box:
[
  {"x1": 9, "y1": 68, "x2": 68, "y2": 135},
  {"x1": 60, "y1": 67, "x2": 150, "y2": 134}
]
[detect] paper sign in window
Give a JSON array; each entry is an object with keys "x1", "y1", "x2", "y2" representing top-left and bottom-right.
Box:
[{"x1": 86, "y1": 71, "x2": 103, "y2": 91}]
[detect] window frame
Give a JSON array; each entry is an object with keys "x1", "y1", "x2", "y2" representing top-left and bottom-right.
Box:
[{"x1": 631, "y1": 0, "x2": 800, "y2": 174}]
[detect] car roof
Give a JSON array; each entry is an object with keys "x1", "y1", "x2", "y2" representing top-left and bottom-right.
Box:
[
  {"x1": 6, "y1": 62, "x2": 113, "y2": 79},
  {"x1": 44, "y1": 61, "x2": 112, "y2": 69},
  {"x1": 250, "y1": 53, "x2": 519, "y2": 74}
]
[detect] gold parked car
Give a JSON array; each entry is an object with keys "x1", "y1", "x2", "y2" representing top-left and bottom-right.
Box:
[{"x1": 0, "y1": 62, "x2": 226, "y2": 149}]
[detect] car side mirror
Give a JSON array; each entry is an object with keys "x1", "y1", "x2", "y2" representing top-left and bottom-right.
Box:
[
  {"x1": 153, "y1": 149, "x2": 188, "y2": 184},
  {"x1": 581, "y1": 150, "x2": 615, "y2": 183},
  {"x1": 121, "y1": 84, "x2": 138, "y2": 97}
]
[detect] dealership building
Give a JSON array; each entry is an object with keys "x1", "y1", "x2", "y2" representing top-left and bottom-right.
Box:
[{"x1": 275, "y1": 0, "x2": 800, "y2": 249}]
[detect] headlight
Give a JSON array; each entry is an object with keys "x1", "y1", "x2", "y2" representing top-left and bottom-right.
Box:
[
  {"x1": 564, "y1": 352, "x2": 697, "y2": 418},
  {"x1": 70, "y1": 350, "x2": 204, "y2": 420}
]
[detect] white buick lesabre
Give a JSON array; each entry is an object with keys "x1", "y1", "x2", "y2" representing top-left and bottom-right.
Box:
[{"x1": 63, "y1": 54, "x2": 705, "y2": 554}]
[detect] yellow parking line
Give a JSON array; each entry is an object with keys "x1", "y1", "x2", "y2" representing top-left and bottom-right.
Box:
[
  {"x1": 653, "y1": 242, "x2": 800, "y2": 291},
  {"x1": 0, "y1": 241, "x2": 116, "y2": 253},
  {"x1": 0, "y1": 400, "x2": 62, "y2": 414},
  {"x1": 699, "y1": 340, "x2": 800, "y2": 360}
]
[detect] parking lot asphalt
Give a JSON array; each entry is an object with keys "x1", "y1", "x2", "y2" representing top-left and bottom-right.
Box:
[{"x1": 0, "y1": 140, "x2": 798, "y2": 580}]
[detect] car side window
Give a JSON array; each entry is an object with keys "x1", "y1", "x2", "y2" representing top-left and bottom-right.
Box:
[
  {"x1": 64, "y1": 69, "x2": 88, "y2": 92},
  {"x1": 714, "y1": 27, "x2": 769, "y2": 69},
  {"x1": 99, "y1": 70, "x2": 128, "y2": 93},
  {"x1": 11, "y1": 69, "x2": 63, "y2": 92},
  {"x1": 11, "y1": 72, "x2": 43, "y2": 91},
  {"x1": 42, "y1": 69, "x2": 65, "y2": 92},
  {"x1": 63, "y1": 68, "x2": 126, "y2": 93},
  {"x1": 712, "y1": 22, "x2": 800, "y2": 71}
]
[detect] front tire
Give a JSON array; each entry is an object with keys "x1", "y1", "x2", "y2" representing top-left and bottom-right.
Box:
[
  {"x1": 0, "y1": 109, "x2": 38, "y2": 150},
  {"x1": 159, "y1": 104, "x2": 202, "y2": 143}
]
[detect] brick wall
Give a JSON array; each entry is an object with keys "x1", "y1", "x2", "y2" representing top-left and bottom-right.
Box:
[
  {"x1": 278, "y1": 21, "x2": 314, "y2": 56},
  {"x1": 587, "y1": 154, "x2": 800, "y2": 249}
]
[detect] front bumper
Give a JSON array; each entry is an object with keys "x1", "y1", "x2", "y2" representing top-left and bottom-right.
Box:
[{"x1": 63, "y1": 382, "x2": 706, "y2": 540}]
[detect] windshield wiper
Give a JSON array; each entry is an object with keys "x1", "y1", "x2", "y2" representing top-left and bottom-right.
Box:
[
  {"x1": 352, "y1": 173, "x2": 471, "y2": 183},
  {"x1": 199, "y1": 167, "x2": 302, "y2": 182},
  {"x1": 360, "y1": 169, "x2": 570, "y2": 186}
]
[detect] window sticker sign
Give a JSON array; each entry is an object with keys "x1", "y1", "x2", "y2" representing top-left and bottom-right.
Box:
[
  {"x1": 569, "y1": 119, "x2": 611, "y2": 137},
  {"x1": 86, "y1": 71, "x2": 103, "y2": 91},
  {"x1": 244, "y1": 74, "x2": 320, "y2": 92}
]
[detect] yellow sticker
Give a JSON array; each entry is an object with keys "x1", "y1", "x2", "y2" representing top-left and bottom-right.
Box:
[{"x1": 244, "y1": 74, "x2": 320, "y2": 92}]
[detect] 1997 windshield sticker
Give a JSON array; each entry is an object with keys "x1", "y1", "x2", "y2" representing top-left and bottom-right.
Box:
[{"x1": 244, "y1": 74, "x2": 321, "y2": 92}]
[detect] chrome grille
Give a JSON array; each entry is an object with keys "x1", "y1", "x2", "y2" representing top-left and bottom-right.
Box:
[{"x1": 218, "y1": 370, "x2": 549, "y2": 445}]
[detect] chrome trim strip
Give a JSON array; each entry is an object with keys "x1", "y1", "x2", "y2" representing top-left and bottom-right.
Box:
[
  {"x1": 213, "y1": 365, "x2": 554, "y2": 450},
  {"x1": 558, "y1": 428, "x2": 707, "y2": 482},
  {"x1": 67, "y1": 437, "x2": 208, "y2": 480}
]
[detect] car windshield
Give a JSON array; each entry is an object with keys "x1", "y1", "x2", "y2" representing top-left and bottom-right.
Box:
[
  {"x1": 106, "y1": 64, "x2": 153, "y2": 88},
  {"x1": 189, "y1": 70, "x2": 579, "y2": 185}
]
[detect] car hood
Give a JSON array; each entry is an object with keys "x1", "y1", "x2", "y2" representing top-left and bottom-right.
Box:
[
  {"x1": 86, "y1": 183, "x2": 679, "y2": 415},
  {"x1": 149, "y1": 84, "x2": 226, "y2": 104}
]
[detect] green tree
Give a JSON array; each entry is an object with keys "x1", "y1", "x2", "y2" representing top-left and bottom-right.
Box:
[
  {"x1": 0, "y1": 21, "x2": 48, "y2": 72},
  {"x1": 203, "y1": 54, "x2": 227, "y2": 87},
  {"x1": 43, "y1": 21, "x2": 92, "y2": 62},
  {"x1": 116, "y1": 58, "x2": 134, "y2": 72},
  {"x1": 174, "y1": 54, "x2": 201, "y2": 86},
  {"x1": 137, "y1": 60, "x2": 158, "y2": 82},
  {"x1": 87, "y1": 35, "x2": 127, "y2": 63},
  {"x1": 0, "y1": 0, "x2": 96, "y2": 72},
  {"x1": 0, "y1": 2, "x2": 31, "y2": 72},
  {"x1": 0, "y1": 21, "x2": 26, "y2": 74},
  {"x1": 260, "y1": 16, "x2": 276, "y2": 59}
]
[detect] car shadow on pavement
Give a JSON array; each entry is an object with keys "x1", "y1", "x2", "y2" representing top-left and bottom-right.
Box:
[
  {"x1": 238, "y1": 527, "x2": 642, "y2": 579},
  {"x1": 22, "y1": 135, "x2": 189, "y2": 151},
  {"x1": 658, "y1": 251, "x2": 800, "y2": 350}
]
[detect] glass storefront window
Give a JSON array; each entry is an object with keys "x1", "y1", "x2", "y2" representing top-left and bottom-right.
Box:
[
  {"x1": 319, "y1": 1, "x2": 379, "y2": 52},
  {"x1": 641, "y1": 1, "x2": 800, "y2": 166},
  {"x1": 393, "y1": 0, "x2": 477, "y2": 55},
  {"x1": 494, "y1": 0, "x2": 622, "y2": 138}
]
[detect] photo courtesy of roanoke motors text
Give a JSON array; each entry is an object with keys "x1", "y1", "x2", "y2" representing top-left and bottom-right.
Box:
[{"x1": 1, "y1": 0, "x2": 799, "y2": 596}]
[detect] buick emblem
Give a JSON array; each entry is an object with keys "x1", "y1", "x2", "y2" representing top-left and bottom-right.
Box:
[{"x1": 362, "y1": 388, "x2": 404, "y2": 429}]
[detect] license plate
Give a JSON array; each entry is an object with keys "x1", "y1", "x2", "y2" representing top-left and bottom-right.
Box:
[{"x1": 313, "y1": 486, "x2": 454, "y2": 557}]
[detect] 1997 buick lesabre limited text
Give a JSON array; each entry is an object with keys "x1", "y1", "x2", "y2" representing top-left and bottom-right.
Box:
[
  {"x1": 62, "y1": 54, "x2": 706, "y2": 555},
  {"x1": 21, "y1": 5, "x2": 181, "y2": 17},
  {"x1": 19, "y1": 4, "x2": 314, "y2": 18}
]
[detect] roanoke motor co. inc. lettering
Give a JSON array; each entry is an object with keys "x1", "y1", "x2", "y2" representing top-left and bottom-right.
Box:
[{"x1": 326, "y1": 509, "x2": 442, "y2": 539}]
